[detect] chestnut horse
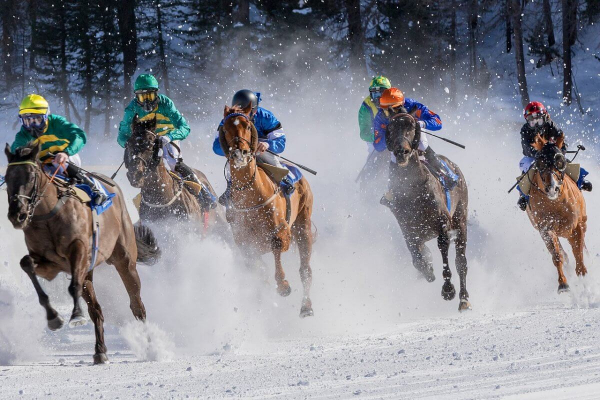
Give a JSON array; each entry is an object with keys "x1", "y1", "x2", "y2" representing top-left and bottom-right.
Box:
[
  {"x1": 526, "y1": 135, "x2": 587, "y2": 293},
  {"x1": 385, "y1": 114, "x2": 470, "y2": 312},
  {"x1": 4, "y1": 142, "x2": 160, "y2": 364},
  {"x1": 219, "y1": 105, "x2": 314, "y2": 317},
  {"x1": 125, "y1": 115, "x2": 227, "y2": 232}
]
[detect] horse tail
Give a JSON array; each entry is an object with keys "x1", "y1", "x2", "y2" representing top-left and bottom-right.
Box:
[{"x1": 134, "y1": 224, "x2": 161, "y2": 265}]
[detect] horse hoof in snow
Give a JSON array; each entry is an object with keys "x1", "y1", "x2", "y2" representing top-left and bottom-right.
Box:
[
  {"x1": 47, "y1": 315, "x2": 64, "y2": 331},
  {"x1": 93, "y1": 353, "x2": 109, "y2": 365},
  {"x1": 458, "y1": 299, "x2": 472, "y2": 312},
  {"x1": 69, "y1": 315, "x2": 87, "y2": 328},
  {"x1": 557, "y1": 283, "x2": 570, "y2": 294},
  {"x1": 441, "y1": 282, "x2": 456, "y2": 301},
  {"x1": 277, "y1": 281, "x2": 292, "y2": 297},
  {"x1": 300, "y1": 306, "x2": 314, "y2": 318}
]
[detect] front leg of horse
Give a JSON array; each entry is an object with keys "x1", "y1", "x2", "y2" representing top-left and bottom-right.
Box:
[
  {"x1": 19, "y1": 255, "x2": 64, "y2": 331},
  {"x1": 541, "y1": 231, "x2": 569, "y2": 293},
  {"x1": 437, "y1": 233, "x2": 456, "y2": 301},
  {"x1": 567, "y1": 224, "x2": 587, "y2": 277},
  {"x1": 406, "y1": 238, "x2": 435, "y2": 282},
  {"x1": 81, "y1": 272, "x2": 109, "y2": 364},
  {"x1": 67, "y1": 240, "x2": 89, "y2": 327},
  {"x1": 455, "y1": 224, "x2": 471, "y2": 312},
  {"x1": 272, "y1": 238, "x2": 291, "y2": 297},
  {"x1": 294, "y1": 221, "x2": 314, "y2": 318}
]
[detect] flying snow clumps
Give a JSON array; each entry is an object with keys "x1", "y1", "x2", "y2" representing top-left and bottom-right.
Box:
[{"x1": 121, "y1": 320, "x2": 175, "y2": 362}]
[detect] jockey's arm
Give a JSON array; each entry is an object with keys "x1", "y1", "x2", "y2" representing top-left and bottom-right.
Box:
[
  {"x1": 163, "y1": 96, "x2": 190, "y2": 142},
  {"x1": 53, "y1": 115, "x2": 87, "y2": 156},
  {"x1": 118, "y1": 100, "x2": 136, "y2": 148},
  {"x1": 520, "y1": 125, "x2": 538, "y2": 158},
  {"x1": 372, "y1": 111, "x2": 388, "y2": 152},
  {"x1": 414, "y1": 104, "x2": 442, "y2": 131},
  {"x1": 358, "y1": 103, "x2": 375, "y2": 142},
  {"x1": 260, "y1": 124, "x2": 285, "y2": 154}
]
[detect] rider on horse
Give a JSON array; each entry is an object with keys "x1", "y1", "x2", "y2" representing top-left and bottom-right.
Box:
[
  {"x1": 517, "y1": 101, "x2": 592, "y2": 210},
  {"x1": 213, "y1": 89, "x2": 294, "y2": 206},
  {"x1": 10, "y1": 94, "x2": 107, "y2": 205},
  {"x1": 374, "y1": 88, "x2": 459, "y2": 206},
  {"x1": 359, "y1": 76, "x2": 391, "y2": 148},
  {"x1": 118, "y1": 74, "x2": 217, "y2": 210}
]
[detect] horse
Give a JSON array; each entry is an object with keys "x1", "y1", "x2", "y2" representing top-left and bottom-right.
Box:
[
  {"x1": 525, "y1": 135, "x2": 587, "y2": 293},
  {"x1": 4, "y1": 142, "x2": 160, "y2": 364},
  {"x1": 219, "y1": 105, "x2": 314, "y2": 318},
  {"x1": 124, "y1": 115, "x2": 226, "y2": 232},
  {"x1": 384, "y1": 113, "x2": 470, "y2": 312}
]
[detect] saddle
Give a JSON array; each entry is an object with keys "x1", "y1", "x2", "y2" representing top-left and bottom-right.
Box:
[
  {"x1": 257, "y1": 162, "x2": 303, "y2": 223},
  {"x1": 518, "y1": 163, "x2": 580, "y2": 196}
]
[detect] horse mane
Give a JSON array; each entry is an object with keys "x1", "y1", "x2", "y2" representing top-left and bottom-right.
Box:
[{"x1": 386, "y1": 113, "x2": 420, "y2": 152}]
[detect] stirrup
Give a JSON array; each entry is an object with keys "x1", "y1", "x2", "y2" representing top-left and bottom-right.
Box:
[
  {"x1": 280, "y1": 178, "x2": 295, "y2": 197},
  {"x1": 517, "y1": 196, "x2": 529, "y2": 211},
  {"x1": 581, "y1": 180, "x2": 592, "y2": 192},
  {"x1": 380, "y1": 192, "x2": 393, "y2": 208},
  {"x1": 199, "y1": 187, "x2": 217, "y2": 210}
]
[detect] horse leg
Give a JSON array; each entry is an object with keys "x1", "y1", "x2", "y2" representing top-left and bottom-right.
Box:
[
  {"x1": 438, "y1": 232, "x2": 456, "y2": 301},
  {"x1": 81, "y1": 271, "x2": 109, "y2": 364},
  {"x1": 272, "y1": 237, "x2": 291, "y2": 297},
  {"x1": 567, "y1": 224, "x2": 587, "y2": 277},
  {"x1": 541, "y1": 231, "x2": 569, "y2": 293},
  {"x1": 67, "y1": 240, "x2": 89, "y2": 327},
  {"x1": 19, "y1": 255, "x2": 64, "y2": 331},
  {"x1": 114, "y1": 256, "x2": 146, "y2": 321},
  {"x1": 405, "y1": 238, "x2": 435, "y2": 282},
  {"x1": 454, "y1": 217, "x2": 471, "y2": 312},
  {"x1": 292, "y1": 214, "x2": 313, "y2": 318}
]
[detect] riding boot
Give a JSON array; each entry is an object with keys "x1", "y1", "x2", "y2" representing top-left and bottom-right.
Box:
[
  {"x1": 280, "y1": 177, "x2": 296, "y2": 197},
  {"x1": 219, "y1": 180, "x2": 232, "y2": 207},
  {"x1": 424, "y1": 147, "x2": 459, "y2": 190},
  {"x1": 174, "y1": 161, "x2": 217, "y2": 210},
  {"x1": 517, "y1": 195, "x2": 529, "y2": 211},
  {"x1": 66, "y1": 164, "x2": 107, "y2": 206},
  {"x1": 581, "y1": 180, "x2": 593, "y2": 192},
  {"x1": 380, "y1": 191, "x2": 394, "y2": 208}
]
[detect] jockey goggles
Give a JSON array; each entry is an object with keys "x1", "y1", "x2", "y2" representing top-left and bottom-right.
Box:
[
  {"x1": 526, "y1": 112, "x2": 545, "y2": 128},
  {"x1": 19, "y1": 113, "x2": 48, "y2": 130},
  {"x1": 369, "y1": 87, "x2": 384, "y2": 102},
  {"x1": 135, "y1": 90, "x2": 158, "y2": 104}
]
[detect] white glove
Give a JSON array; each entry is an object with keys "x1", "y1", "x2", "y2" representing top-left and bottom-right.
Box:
[
  {"x1": 418, "y1": 121, "x2": 426, "y2": 129},
  {"x1": 159, "y1": 135, "x2": 171, "y2": 146}
]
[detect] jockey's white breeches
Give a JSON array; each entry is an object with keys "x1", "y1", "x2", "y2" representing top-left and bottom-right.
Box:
[
  {"x1": 519, "y1": 156, "x2": 535, "y2": 173},
  {"x1": 162, "y1": 141, "x2": 181, "y2": 170}
]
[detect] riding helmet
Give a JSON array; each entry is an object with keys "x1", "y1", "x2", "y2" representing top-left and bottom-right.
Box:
[
  {"x1": 134, "y1": 74, "x2": 160, "y2": 112},
  {"x1": 523, "y1": 101, "x2": 548, "y2": 120},
  {"x1": 232, "y1": 89, "x2": 259, "y2": 112},
  {"x1": 379, "y1": 88, "x2": 405, "y2": 109}
]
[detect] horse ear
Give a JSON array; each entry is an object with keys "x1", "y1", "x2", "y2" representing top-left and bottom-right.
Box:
[
  {"x1": 224, "y1": 105, "x2": 230, "y2": 117},
  {"x1": 5, "y1": 143, "x2": 13, "y2": 163},
  {"x1": 131, "y1": 113, "x2": 139, "y2": 132},
  {"x1": 250, "y1": 124, "x2": 258, "y2": 153},
  {"x1": 412, "y1": 118, "x2": 421, "y2": 150},
  {"x1": 555, "y1": 134, "x2": 564, "y2": 151},
  {"x1": 150, "y1": 115, "x2": 157, "y2": 132},
  {"x1": 218, "y1": 126, "x2": 230, "y2": 157}
]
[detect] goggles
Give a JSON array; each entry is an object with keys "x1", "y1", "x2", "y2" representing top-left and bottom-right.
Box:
[
  {"x1": 19, "y1": 113, "x2": 48, "y2": 129},
  {"x1": 369, "y1": 87, "x2": 384, "y2": 102},
  {"x1": 135, "y1": 90, "x2": 157, "y2": 104},
  {"x1": 526, "y1": 112, "x2": 545, "y2": 128}
]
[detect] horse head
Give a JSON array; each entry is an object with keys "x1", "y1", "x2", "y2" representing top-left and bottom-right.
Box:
[
  {"x1": 4, "y1": 141, "x2": 42, "y2": 229},
  {"x1": 125, "y1": 114, "x2": 161, "y2": 187},
  {"x1": 386, "y1": 113, "x2": 420, "y2": 166},
  {"x1": 220, "y1": 105, "x2": 257, "y2": 169},
  {"x1": 534, "y1": 135, "x2": 567, "y2": 200}
]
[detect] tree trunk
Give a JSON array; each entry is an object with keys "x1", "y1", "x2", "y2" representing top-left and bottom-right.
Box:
[
  {"x1": 1, "y1": 0, "x2": 17, "y2": 90},
  {"x1": 28, "y1": 0, "x2": 37, "y2": 68},
  {"x1": 543, "y1": 0, "x2": 555, "y2": 47},
  {"x1": 117, "y1": 0, "x2": 137, "y2": 94},
  {"x1": 509, "y1": 0, "x2": 530, "y2": 107},
  {"x1": 506, "y1": 0, "x2": 512, "y2": 53},
  {"x1": 468, "y1": 0, "x2": 478, "y2": 79},
  {"x1": 58, "y1": 3, "x2": 70, "y2": 120},
  {"x1": 156, "y1": 0, "x2": 170, "y2": 96},
  {"x1": 344, "y1": 0, "x2": 366, "y2": 77},
  {"x1": 449, "y1": 0, "x2": 457, "y2": 106},
  {"x1": 234, "y1": 0, "x2": 249, "y2": 25},
  {"x1": 562, "y1": 0, "x2": 578, "y2": 105}
]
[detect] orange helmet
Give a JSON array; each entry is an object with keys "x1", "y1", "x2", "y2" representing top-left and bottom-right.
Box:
[{"x1": 379, "y1": 88, "x2": 405, "y2": 109}]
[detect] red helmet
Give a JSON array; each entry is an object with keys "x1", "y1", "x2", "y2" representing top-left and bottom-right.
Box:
[{"x1": 523, "y1": 101, "x2": 548, "y2": 120}]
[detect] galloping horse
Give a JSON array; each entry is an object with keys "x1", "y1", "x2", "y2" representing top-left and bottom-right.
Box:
[
  {"x1": 125, "y1": 115, "x2": 226, "y2": 231},
  {"x1": 219, "y1": 105, "x2": 314, "y2": 317},
  {"x1": 4, "y1": 142, "x2": 160, "y2": 364},
  {"x1": 385, "y1": 114, "x2": 470, "y2": 311},
  {"x1": 525, "y1": 135, "x2": 587, "y2": 293}
]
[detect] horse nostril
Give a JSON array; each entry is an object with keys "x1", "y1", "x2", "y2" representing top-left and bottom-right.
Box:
[{"x1": 17, "y1": 213, "x2": 27, "y2": 222}]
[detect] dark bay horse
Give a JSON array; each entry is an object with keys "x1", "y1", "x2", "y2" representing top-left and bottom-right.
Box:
[
  {"x1": 526, "y1": 135, "x2": 587, "y2": 293},
  {"x1": 219, "y1": 105, "x2": 314, "y2": 317},
  {"x1": 124, "y1": 115, "x2": 226, "y2": 232},
  {"x1": 385, "y1": 113, "x2": 470, "y2": 312},
  {"x1": 4, "y1": 142, "x2": 160, "y2": 364}
]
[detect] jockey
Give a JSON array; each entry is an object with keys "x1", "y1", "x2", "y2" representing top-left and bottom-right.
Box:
[
  {"x1": 213, "y1": 89, "x2": 293, "y2": 205},
  {"x1": 118, "y1": 74, "x2": 216, "y2": 209},
  {"x1": 517, "y1": 101, "x2": 592, "y2": 210},
  {"x1": 373, "y1": 88, "x2": 459, "y2": 193},
  {"x1": 359, "y1": 76, "x2": 391, "y2": 146},
  {"x1": 10, "y1": 94, "x2": 107, "y2": 205}
]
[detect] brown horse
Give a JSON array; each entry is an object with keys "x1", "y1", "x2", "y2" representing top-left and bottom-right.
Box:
[
  {"x1": 219, "y1": 105, "x2": 314, "y2": 317},
  {"x1": 125, "y1": 115, "x2": 226, "y2": 232},
  {"x1": 526, "y1": 135, "x2": 587, "y2": 293},
  {"x1": 385, "y1": 113, "x2": 471, "y2": 312},
  {"x1": 4, "y1": 142, "x2": 160, "y2": 364}
]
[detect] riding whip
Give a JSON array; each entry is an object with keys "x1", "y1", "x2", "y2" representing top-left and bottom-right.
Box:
[
  {"x1": 567, "y1": 144, "x2": 586, "y2": 162},
  {"x1": 48, "y1": 152, "x2": 116, "y2": 187},
  {"x1": 422, "y1": 130, "x2": 466, "y2": 149},
  {"x1": 111, "y1": 161, "x2": 125, "y2": 179},
  {"x1": 508, "y1": 170, "x2": 531, "y2": 194},
  {"x1": 266, "y1": 149, "x2": 317, "y2": 176}
]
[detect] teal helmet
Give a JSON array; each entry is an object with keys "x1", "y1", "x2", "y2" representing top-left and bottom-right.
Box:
[
  {"x1": 134, "y1": 74, "x2": 159, "y2": 91},
  {"x1": 134, "y1": 74, "x2": 159, "y2": 112}
]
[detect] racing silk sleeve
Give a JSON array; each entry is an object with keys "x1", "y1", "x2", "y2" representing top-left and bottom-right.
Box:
[
  {"x1": 213, "y1": 122, "x2": 226, "y2": 157},
  {"x1": 372, "y1": 109, "x2": 389, "y2": 152},
  {"x1": 254, "y1": 108, "x2": 286, "y2": 154},
  {"x1": 520, "y1": 124, "x2": 538, "y2": 158},
  {"x1": 545, "y1": 120, "x2": 568, "y2": 152},
  {"x1": 405, "y1": 98, "x2": 442, "y2": 131},
  {"x1": 10, "y1": 128, "x2": 33, "y2": 154},
  {"x1": 51, "y1": 114, "x2": 87, "y2": 156},
  {"x1": 161, "y1": 96, "x2": 190, "y2": 142},
  {"x1": 118, "y1": 100, "x2": 137, "y2": 148},
  {"x1": 359, "y1": 97, "x2": 377, "y2": 142}
]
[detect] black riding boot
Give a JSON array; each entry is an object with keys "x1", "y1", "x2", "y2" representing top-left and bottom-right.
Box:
[
  {"x1": 581, "y1": 180, "x2": 593, "y2": 192},
  {"x1": 219, "y1": 180, "x2": 232, "y2": 207},
  {"x1": 517, "y1": 195, "x2": 529, "y2": 211},
  {"x1": 66, "y1": 164, "x2": 107, "y2": 205},
  {"x1": 174, "y1": 161, "x2": 217, "y2": 210},
  {"x1": 424, "y1": 147, "x2": 459, "y2": 190}
]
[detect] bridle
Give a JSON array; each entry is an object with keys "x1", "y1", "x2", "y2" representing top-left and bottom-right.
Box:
[
  {"x1": 528, "y1": 150, "x2": 566, "y2": 196},
  {"x1": 389, "y1": 113, "x2": 420, "y2": 158}
]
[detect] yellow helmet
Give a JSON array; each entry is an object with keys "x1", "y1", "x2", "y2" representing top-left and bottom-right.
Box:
[{"x1": 19, "y1": 94, "x2": 49, "y2": 115}]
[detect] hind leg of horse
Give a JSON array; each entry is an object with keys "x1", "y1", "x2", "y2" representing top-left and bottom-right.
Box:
[
  {"x1": 293, "y1": 216, "x2": 313, "y2": 318},
  {"x1": 272, "y1": 237, "x2": 291, "y2": 297},
  {"x1": 81, "y1": 271, "x2": 109, "y2": 364},
  {"x1": 454, "y1": 220, "x2": 471, "y2": 311},
  {"x1": 437, "y1": 233, "x2": 456, "y2": 301},
  {"x1": 19, "y1": 255, "x2": 64, "y2": 331},
  {"x1": 567, "y1": 224, "x2": 587, "y2": 277},
  {"x1": 114, "y1": 257, "x2": 146, "y2": 321},
  {"x1": 406, "y1": 238, "x2": 435, "y2": 282},
  {"x1": 541, "y1": 231, "x2": 568, "y2": 292},
  {"x1": 67, "y1": 240, "x2": 89, "y2": 327}
]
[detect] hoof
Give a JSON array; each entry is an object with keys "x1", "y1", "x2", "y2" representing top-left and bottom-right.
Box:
[
  {"x1": 300, "y1": 306, "x2": 314, "y2": 318},
  {"x1": 277, "y1": 281, "x2": 291, "y2": 297},
  {"x1": 441, "y1": 282, "x2": 456, "y2": 301},
  {"x1": 558, "y1": 283, "x2": 570, "y2": 294},
  {"x1": 419, "y1": 268, "x2": 435, "y2": 282},
  {"x1": 458, "y1": 299, "x2": 472, "y2": 312},
  {"x1": 93, "y1": 353, "x2": 109, "y2": 365},
  {"x1": 47, "y1": 315, "x2": 64, "y2": 331},
  {"x1": 69, "y1": 315, "x2": 87, "y2": 328}
]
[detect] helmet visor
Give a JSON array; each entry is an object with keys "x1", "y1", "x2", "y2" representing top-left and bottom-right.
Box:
[
  {"x1": 19, "y1": 113, "x2": 47, "y2": 129},
  {"x1": 369, "y1": 87, "x2": 384, "y2": 102},
  {"x1": 135, "y1": 90, "x2": 157, "y2": 104}
]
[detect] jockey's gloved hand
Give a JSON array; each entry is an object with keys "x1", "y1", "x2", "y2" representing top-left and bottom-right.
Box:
[
  {"x1": 158, "y1": 136, "x2": 171, "y2": 146},
  {"x1": 54, "y1": 152, "x2": 69, "y2": 165},
  {"x1": 418, "y1": 121, "x2": 426, "y2": 129}
]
